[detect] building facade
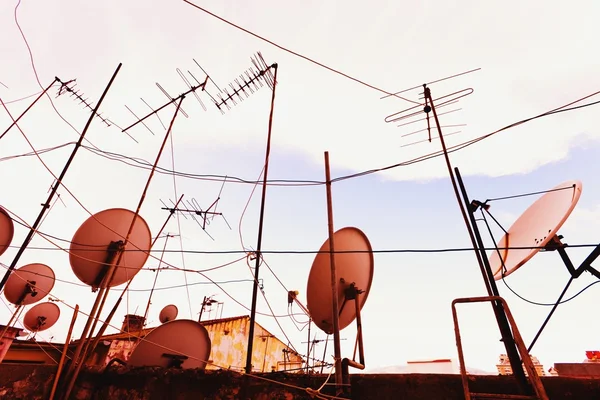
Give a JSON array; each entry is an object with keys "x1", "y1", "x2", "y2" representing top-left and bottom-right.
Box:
[
  {"x1": 3, "y1": 315, "x2": 304, "y2": 373},
  {"x1": 496, "y1": 354, "x2": 545, "y2": 377}
]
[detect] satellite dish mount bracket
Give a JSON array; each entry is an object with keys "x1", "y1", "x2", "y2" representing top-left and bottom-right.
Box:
[{"x1": 340, "y1": 282, "x2": 366, "y2": 388}]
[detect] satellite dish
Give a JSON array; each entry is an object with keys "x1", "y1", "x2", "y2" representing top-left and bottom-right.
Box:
[
  {"x1": 127, "y1": 319, "x2": 211, "y2": 369},
  {"x1": 23, "y1": 302, "x2": 61, "y2": 332},
  {"x1": 159, "y1": 304, "x2": 178, "y2": 323},
  {"x1": 489, "y1": 180, "x2": 582, "y2": 280},
  {"x1": 4, "y1": 263, "x2": 55, "y2": 305},
  {"x1": 0, "y1": 206, "x2": 14, "y2": 257},
  {"x1": 69, "y1": 208, "x2": 152, "y2": 288},
  {"x1": 306, "y1": 227, "x2": 374, "y2": 334}
]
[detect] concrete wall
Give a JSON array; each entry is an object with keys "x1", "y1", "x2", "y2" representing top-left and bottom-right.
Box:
[{"x1": 2, "y1": 363, "x2": 600, "y2": 400}]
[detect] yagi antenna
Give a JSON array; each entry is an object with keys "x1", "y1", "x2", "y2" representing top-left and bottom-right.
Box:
[
  {"x1": 385, "y1": 87, "x2": 473, "y2": 145},
  {"x1": 56, "y1": 78, "x2": 112, "y2": 127},
  {"x1": 211, "y1": 51, "x2": 276, "y2": 114},
  {"x1": 160, "y1": 195, "x2": 231, "y2": 241},
  {"x1": 381, "y1": 68, "x2": 480, "y2": 145},
  {"x1": 121, "y1": 59, "x2": 211, "y2": 134}
]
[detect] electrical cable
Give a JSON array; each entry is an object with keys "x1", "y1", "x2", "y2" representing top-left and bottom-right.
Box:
[
  {"x1": 485, "y1": 184, "x2": 576, "y2": 203},
  {"x1": 182, "y1": 0, "x2": 417, "y2": 106},
  {"x1": 330, "y1": 94, "x2": 600, "y2": 183},
  {"x1": 13, "y1": 0, "x2": 102, "y2": 151},
  {"x1": 168, "y1": 124, "x2": 194, "y2": 319},
  {"x1": 1, "y1": 89, "x2": 45, "y2": 105},
  {"x1": 3, "y1": 88, "x2": 598, "y2": 191}
]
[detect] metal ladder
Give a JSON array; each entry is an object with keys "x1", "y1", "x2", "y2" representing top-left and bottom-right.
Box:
[{"x1": 451, "y1": 296, "x2": 549, "y2": 400}]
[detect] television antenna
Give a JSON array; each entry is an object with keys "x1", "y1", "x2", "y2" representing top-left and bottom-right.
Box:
[
  {"x1": 0, "y1": 263, "x2": 56, "y2": 343},
  {"x1": 55, "y1": 78, "x2": 112, "y2": 128},
  {"x1": 121, "y1": 58, "x2": 211, "y2": 138},
  {"x1": 60, "y1": 133, "x2": 184, "y2": 399},
  {"x1": 469, "y1": 179, "x2": 599, "y2": 352},
  {"x1": 298, "y1": 151, "x2": 374, "y2": 396},
  {"x1": 0, "y1": 64, "x2": 122, "y2": 295},
  {"x1": 382, "y1": 68, "x2": 479, "y2": 147},
  {"x1": 0, "y1": 206, "x2": 14, "y2": 257},
  {"x1": 381, "y1": 69, "x2": 549, "y2": 399},
  {"x1": 127, "y1": 319, "x2": 211, "y2": 369},
  {"x1": 23, "y1": 301, "x2": 61, "y2": 339},
  {"x1": 159, "y1": 304, "x2": 179, "y2": 324},
  {"x1": 208, "y1": 52, "x2": 276, "y2": 114},
  {"x1": 160, "y1": 179, "x2": 231, "y2": 240},
  {"x1": 208, "y1": 51, "x2": 280, "y2": 376}
]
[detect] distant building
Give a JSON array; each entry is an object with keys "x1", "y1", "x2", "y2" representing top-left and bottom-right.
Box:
[
  {"x1": 496, "y1": 354, "x2": 545, "y2": 377},
  {"x1": 2, "y1": 315, "x2": 304, "y2": 373}
]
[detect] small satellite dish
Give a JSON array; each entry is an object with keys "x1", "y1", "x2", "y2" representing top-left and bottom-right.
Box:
[
  {"x1": 159, "y1": 304, "x2": 178, "y2": 323},
  {"x1": 489, "y1": 180, "x2": 582, "y2": 280},
  {"x1": 0, "y1": 206, "x2": 14, "y2": 257},
  {"x1": 69, "y1": 208, "x2": 152, "y2": 288},
  {"x1": 4, "y1": 263, "x2": 55, "y2": 305},
  {"x1": 306, "y1": 227, "x2": 374, "y2": 334},
  {"x1": 127, "y1": 319, "x2": 211, "y2": 369},
  {"x1": 23, "y1": 302, "x2": 60, "y2": 332}
]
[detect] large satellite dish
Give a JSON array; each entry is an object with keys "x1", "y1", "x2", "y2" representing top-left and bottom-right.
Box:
[
  {"x1": 4, "y1": 263, "x2": 55, "y2": 305},
  {"x1": 127, "y1": 319, "x2": 211, "y2": 369},
  {"x1": 23, "y1": 302, "x2": 61, "y2": 332},
  {"x1": 159, "y1": 304, "x2": 178, "y2": 324},
  {"x1": 489, "y1": 180, "x2": 582, "y2": 280},
  {"x1": 0, "y1": 206, "x2": 14, "y2": 257},
  {"x1": 69, "y1": 208, "x2": 152, "y2": 288},
  {"x1": 306, "y1": 227, "x2": 374, "y2": 334}
]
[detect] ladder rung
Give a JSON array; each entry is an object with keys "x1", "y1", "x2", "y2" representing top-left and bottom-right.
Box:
[{"x1": 472, "y1": 393, "x2": 539, "y2": 400}]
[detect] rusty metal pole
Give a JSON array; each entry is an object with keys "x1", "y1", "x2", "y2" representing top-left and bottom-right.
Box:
[
  {"x1": 245, "y1": 64, "x2": 278, "y2": 374},
  {"x1": 324, "y1": 151, "x2": 343, "y2": 395},
  {"x1": 425, "y1": 83, "x2": 529, "y2": 394},
  {"x1": 0, "y1": 64, "x2": 122, "y2": 294},
  {"x1": 0, "y1": 78, "x2": 58, "y2": 140},
  {"x1": 49, "y1": 304, "x2": 79, "y2": 400}
]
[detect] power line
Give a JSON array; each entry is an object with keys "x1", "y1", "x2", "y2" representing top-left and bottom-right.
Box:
[
  {"x1": 182, "y1": 0, "x2": 419, "y2": 105},
  {"x1": 6, "y1": 243, "x2": 599, "y2": 255}
]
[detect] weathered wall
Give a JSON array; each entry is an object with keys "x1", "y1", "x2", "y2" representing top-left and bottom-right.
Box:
[
  {"x1": 2, "y1": 363, "x2": 600, "y2": 400},
  {"x1": 196, "y1": 316, "x2": 303, "y2": 373},
  {"x1": 555, "y1": 362, "x2": 600, "y2": 378}
]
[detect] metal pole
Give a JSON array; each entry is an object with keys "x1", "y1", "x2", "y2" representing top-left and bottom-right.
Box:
[
  {"x1": 527, "y1": 276, "x2": 574, "y2": 352},
  {"x1": 245, "y1": 64, "x2": 278, "y2": 374},
  {"x1": 0, "y1": 63, "x2": 122, "y2": 293},
  {"x1": 198, "y1": 296, "x2": 207, "y2": 322},
  {"x1": 49, "y1": 304, "x2": 78, "y2": 400},
  {"x1": 88, "y1": 194, "x2": 185, "y2": 353},
  {"x1": 423, "y1": 86, "x2": 493, "y2": 297},
  {"x1": 454, "y1": 167, "x2": 530, "y2": 392},
  {"x1": 324, "y1": 151, "x2": 344, "y2": 395},
  {"x1": 425, "y1": 84, "x2": 529, "y2": 393},
  {"x1": 0, "y1": 78, "x2": 57, "y2": 140},
  {"x1": 306, "y1": 319, "x2": 311, "y2": 374},
  {"x1": 61, "y1": 95, "x2": 186, "y2": 400}
]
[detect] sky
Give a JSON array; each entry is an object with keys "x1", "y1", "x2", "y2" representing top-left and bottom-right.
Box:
[{"x1": 1, "y1": 0, "x2": 600, "y2": 375}]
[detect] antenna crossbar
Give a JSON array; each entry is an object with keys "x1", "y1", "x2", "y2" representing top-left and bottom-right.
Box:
[
  {"x1": 56, "y1": 78, "x2": 112, "y2": 127},
  {"x1": 122, "y1": 75, "x2": 209, "y2": 133}
]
